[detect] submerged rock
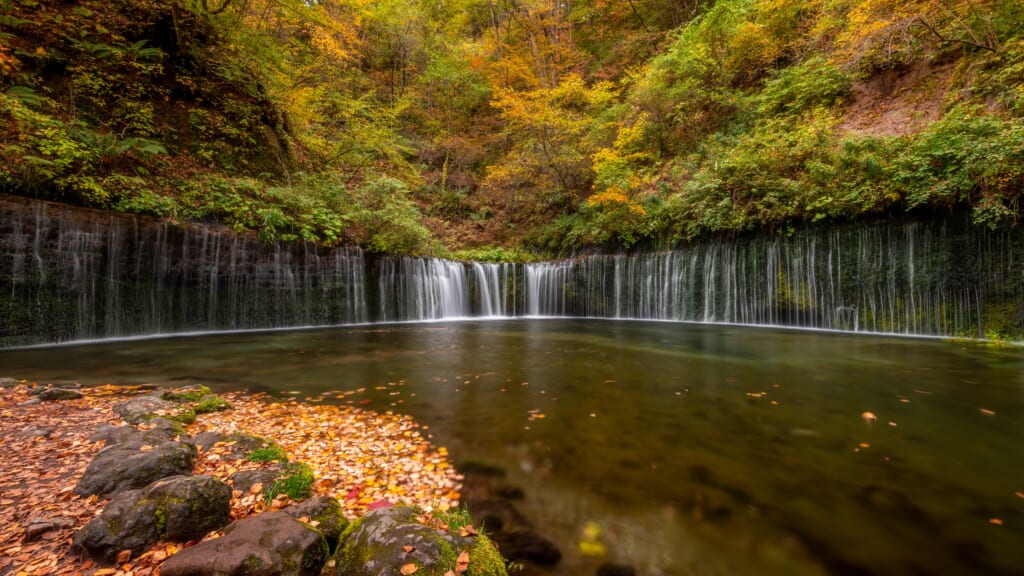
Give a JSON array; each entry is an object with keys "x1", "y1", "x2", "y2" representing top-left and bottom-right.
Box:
[
  {"x1": 596, "y1": 564, "x2": 637, "y2": 576},
  {"x1": 493, "y1": 530, "x2": 561, "y2": 566},
  {"x1": 327, "y1": 506, "x2": 507, "y2": 576},
  {"x1": 159, "y1": 511, "x2": 326, "y2": 576},
  {"x1": 74, "y1": 440, "x2": 196, "y2": 497},
  {"x1": 72, "y1": 475, "x2": 231, "y2": 563}
]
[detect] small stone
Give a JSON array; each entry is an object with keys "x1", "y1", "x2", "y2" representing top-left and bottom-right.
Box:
[
  {"x1": 24, "y1": 517, "x2": 74, "y2": 541},
  {"x1": 39, "y1": 387, "x2": 84, "y2": 401},
  {"x1": 16, "y1": 425, "x2": 53, "y2": 438},
  {"x1": 0, "y1": 377, "x2": 21, "y2": 388}
]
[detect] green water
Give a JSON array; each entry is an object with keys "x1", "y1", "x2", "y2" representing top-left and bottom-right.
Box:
[{"x1": 2, "y1": 319, "x2": 1023, "y2": 576}]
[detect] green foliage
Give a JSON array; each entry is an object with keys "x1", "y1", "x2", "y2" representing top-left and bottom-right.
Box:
[
  {"x1": 348, "y1": 177, "x2": 434, "y2": 254},
  {"x1": 194, "y1": 394, "x2": 232, "y2": 414},
  {"x1": 171, "y1": 409, "x2": 197, "y2": 425},
  {"x1": 246, "y1": 442, "x2": 289, "y2": 463},
  {"x1": 3, "y1": 0, "x2": 1024, "y2": 257},
  {"x1": 451, "y1": 246, "x2": 539, "y2": 263},
  {"x1": 266, "y1": 462, "x2": 315, "y2": 503}
]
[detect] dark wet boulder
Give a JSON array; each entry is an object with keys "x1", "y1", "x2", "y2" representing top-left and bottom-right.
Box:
[
  {"x1": 326, "y1": 506, "x2": 507, "y2": 576},
  {"x1": 113, "y1": 395, "x2": 176, "y2": 424},
  {"x1": 89, "y1": 420, "x2": 183, "y2": 446},
  {"x1": 74, "y1": 440, "x2": 196, "y2": 497},
  {"x1": 38, "y1": 387, "x2": 83, "y2": 401},
  {"x1": 72, "y1": 475, "x2": 231, "y2": 563},
  {"x1": 159, "y1": 511, "x2": 326, "y2": 576},
  {"x1": 284, "y1": 496, "x2": 349, "y2": 549}
]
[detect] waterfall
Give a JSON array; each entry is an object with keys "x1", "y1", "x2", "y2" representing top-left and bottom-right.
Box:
[{"x1": 2, "y1": 194, "x2": 1021, "y2": 346}]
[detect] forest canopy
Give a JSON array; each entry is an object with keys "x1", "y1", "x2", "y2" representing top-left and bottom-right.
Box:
[{"x1": 1, "y1": 0, "x2": 1022, "y2": 257}]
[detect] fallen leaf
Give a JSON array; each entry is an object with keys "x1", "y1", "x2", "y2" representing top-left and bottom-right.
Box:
[
  {"x1": 455, "y1": 550, "x2": 470, "y2": 573},
  {"x1": 990, "y1": 518, "x2": 1003, "y2": 526},
  {"x1": 249, "y1": 483, "x2": 263, "y2": 494},
  {"x1": 116, "y1": 549, "x2": 132, "y2": 563},
  {"x1": 459, "y1": 526, "x2": 479, "y2": 537},
  {"x1": 403, "y1": 545, "x2": 415, "y2": 553},
  {"x1": 401, "y1": 563, "x2": 419, "y2": 575},
  {"x1": 980, "y1": 408, "x2": 996, "y2": 416}
]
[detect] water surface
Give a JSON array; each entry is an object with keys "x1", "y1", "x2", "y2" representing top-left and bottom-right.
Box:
[{"x1": 3, "y1": 319, "x2": 1022, "y2": 576}]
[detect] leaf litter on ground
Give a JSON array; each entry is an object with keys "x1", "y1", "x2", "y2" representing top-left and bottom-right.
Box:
[{"x1": 0, "y1": 383, "x2": 462, "y2": 575}]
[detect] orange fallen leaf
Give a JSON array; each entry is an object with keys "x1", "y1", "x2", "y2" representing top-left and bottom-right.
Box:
[
  {"x1": 403, "y1": 545, "x2": 415, "y2": 553},
  {"x1": 249, "y1": 483, "x2": 263, "y2": 494},
  {"x1": 980, "y1": 408, "x2": 996, "y2": 416},
  {"x1": 459, "y1": 526, "x2": 479, "y2": 537},
  {"x1": 401, "y1": 563, "x2": 419, "y2": 575},
  {"x1": 455, "y1": 550, "x2": 470, "y2": 573},
  {"x1": 989, "y1": 518, "x2": 1003, "y2": 526},
  {"x1": 1016, "y1": 491, "x2": 1024, "y2": 500},
  {"x1": 116, "y1": 549, "x2": 132, "y2": 563}
]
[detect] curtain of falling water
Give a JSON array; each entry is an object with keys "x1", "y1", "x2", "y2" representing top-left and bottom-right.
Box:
[{"x1": 2, "y1": 194, "x2": 1021, "y2": 346}]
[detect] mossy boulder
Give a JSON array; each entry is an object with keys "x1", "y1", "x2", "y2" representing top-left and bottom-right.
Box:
[
  {"x1": 74, "y1": 439, "x2": 197, "y2": 497},
  {"x1": 284, "y1": 496, "x2": 349, "y2": 550},
  {"x1": 159, "y1": 511, "x2": 327, "y2": 576},
  {"x1": 326, "y1": 506, "x2": 508, "y2": 576},
  {"x1": 72, "y1": 475, "x2": 231, "y2": 563},
  {"x1": 113, "y1": 395, "x2": 176, "y2": 424},
  {"x1": 161, "y1": 385, "x2": 213, "y2": 403}
]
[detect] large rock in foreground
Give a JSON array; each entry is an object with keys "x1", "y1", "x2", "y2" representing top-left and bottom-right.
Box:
[
  {"x1": 72, "y1": 475, "x2": 231, "y2": 563},
  {"x1": 74, "y1": 440, "x2": 196, "y2": 497},
  {"x1": 327, "y1": 506, "x2": 508, "y2": 576},
  {"x1": 159, "y1": 511, "x2": 327, "y2": 576}
]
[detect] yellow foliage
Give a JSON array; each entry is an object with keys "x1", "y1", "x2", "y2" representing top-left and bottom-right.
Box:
[{"x1": 587, "y1": 188, "x2": 647, "y2": 216}]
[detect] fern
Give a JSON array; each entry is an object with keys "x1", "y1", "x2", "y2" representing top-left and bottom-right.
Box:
[{"x1": 4, "y1": 86, "x2": 43, "y2": 108}]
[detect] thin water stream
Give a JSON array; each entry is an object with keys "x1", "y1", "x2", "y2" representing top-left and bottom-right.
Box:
[{"x1": 2, "y1": 319, "x2": 1022, "y2": 576}]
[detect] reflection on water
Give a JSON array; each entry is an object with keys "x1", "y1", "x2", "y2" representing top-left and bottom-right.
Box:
[{"x1": 2, "y1": 319, "x2": 1023, "y2": 576}]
